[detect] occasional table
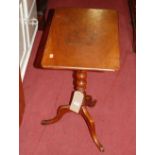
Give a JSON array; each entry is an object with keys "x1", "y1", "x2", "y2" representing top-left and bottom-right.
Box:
[{"x1": 36, "y1": 8, "x2": 120, "y2": 152}]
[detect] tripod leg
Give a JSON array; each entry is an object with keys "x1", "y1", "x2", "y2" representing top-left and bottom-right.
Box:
[
  {"x1": 84, "y1": 95, "x2": 97, "y2": 107},
  {"x1": 41, "y1": 105, "x2": 70, "y2": 125},
  {"x1": 80, "y1": 106, "x2": 104, "y2": 152}
]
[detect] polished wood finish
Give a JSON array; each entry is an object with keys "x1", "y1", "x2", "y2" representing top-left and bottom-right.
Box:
[
  {"x1": 39, "y1": 8, "x2": 120, "y2": 152},
  {"x1": 19, "y1": 70, "x2": 25, "y2": 126},
  {"x1": 73, "y1": 70, "x2": 96, "y2": 107},
  {"x1": 41, "y1": 104, "x2": 104, "y2": 152},
  {"x1": 41, "y1": 105, "x2": 70, "y2": 125},
  {"x1": 84, "y1": 94, "x2": 97, "y2": 107},
  {"x1": 80, "y1": 106, "x2": 104, "y2": 152},
  {"x1": 41, "y1": 70, "x2": 103, "y2": 151},
  {"x1": 41, "y1": 8, "x2": 120, "y2": 71},
  {"x1": 73, "y1": 70, "x2": 87, "y2": 93}
]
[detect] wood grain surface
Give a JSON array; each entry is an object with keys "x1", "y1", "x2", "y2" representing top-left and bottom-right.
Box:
[{"x1": 41, "y1": 8, "x2": 120, "y2": 71}]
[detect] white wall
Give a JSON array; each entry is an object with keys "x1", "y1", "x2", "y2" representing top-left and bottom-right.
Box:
[{"x1": 19, "y1": 0, "x2": 38, "y2": 80}]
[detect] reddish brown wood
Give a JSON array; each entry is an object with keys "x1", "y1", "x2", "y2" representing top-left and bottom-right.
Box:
[
  {"x1": 40, "y1": 8, "x2": 120, "y2": 71},
  {"x1": 73, "y1": 70, "x2": 87, "y2": 93},
  {"x1": 80, "y1": 106, "x2": 104, "y2": 152},
  {"x1": 73, "y1": 70, "x2": 96, "y2": 107},
  {"x1": 19, "y1": 70, "x2": 25, "y2": 126},
  {"x1": 41, "y1": 105, "x2": 70, "y2": 125},
  {"x1": 41, "y1": 69, "x2": 103, "y2": 151},
  {"x1": 39, "y1": 8, "x2": 120, "y2": 152},
  {"x1": 84, "y1": 95, "x2": 97, "y2": 107}
]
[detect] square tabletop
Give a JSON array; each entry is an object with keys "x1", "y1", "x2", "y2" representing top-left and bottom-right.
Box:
[{"x1": 40, "y1": 8, "x2": 120, "y2": 71}]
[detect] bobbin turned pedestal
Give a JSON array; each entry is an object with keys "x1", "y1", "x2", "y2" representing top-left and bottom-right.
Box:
[
  {"x1": 36, "y1": 8, "x2": 120, "y2": 152},
  {"x1": 41, "y1": 70, "x2": 104, "y2": 151}
]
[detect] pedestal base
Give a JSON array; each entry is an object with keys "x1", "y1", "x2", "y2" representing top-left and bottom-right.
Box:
[{"x1": 41, "y1": 70, "x2": 104, "y2": 152}]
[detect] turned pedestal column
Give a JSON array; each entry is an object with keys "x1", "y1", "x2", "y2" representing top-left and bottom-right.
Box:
[
  {"x1": 41, "y1": 70, "x2": 104, "y2": 152},
  {"x1": 36, "y1": 8, "x2": 120, "y2": 152}
]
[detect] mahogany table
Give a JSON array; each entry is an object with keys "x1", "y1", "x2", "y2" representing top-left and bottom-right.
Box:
[{"x1": 36, "y1": 8, "x2": 120, "y2": 152}]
